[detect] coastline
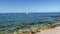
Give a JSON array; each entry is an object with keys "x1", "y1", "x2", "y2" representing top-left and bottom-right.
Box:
[
  {"x1": 0, "y1": 22, "x2": 60, "y2": 34},
  {"x1": 14, "y1": 22, "x2": 60, "y2": 34}
]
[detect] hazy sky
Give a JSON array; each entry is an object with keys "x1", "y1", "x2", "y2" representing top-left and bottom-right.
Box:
[{"x1": 0, "y1": 0, "x2": 60, "y2": 13}]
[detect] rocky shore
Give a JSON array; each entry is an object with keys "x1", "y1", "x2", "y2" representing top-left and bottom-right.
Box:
[
  {"x1": 13, "y1": 22, "x2": 60, "y2": 34},
  {"x1": 0, "y1": 22, "x2": 60, "y2": 34}
]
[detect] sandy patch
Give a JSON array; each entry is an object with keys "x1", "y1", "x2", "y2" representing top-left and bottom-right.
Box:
[{"x1": 36, "y1": 26, "x2": 60, "y2": 34}]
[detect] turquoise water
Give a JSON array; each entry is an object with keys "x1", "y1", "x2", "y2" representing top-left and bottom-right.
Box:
[{"x1": 0, "y1": 13, "x2": 60, "y2": 32}]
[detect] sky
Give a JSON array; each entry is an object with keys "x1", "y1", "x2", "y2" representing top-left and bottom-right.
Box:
[{"x1": 0, "y1": 0, "x2": 60, "y2": 13}]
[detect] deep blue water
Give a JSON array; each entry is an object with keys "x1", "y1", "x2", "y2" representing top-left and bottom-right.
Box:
[{"x1": 0, "y1": 13, "x2": 60, "y2": 29}]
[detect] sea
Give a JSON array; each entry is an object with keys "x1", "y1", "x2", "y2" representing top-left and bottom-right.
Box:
[{"x1": 0, "y1": 12, "x2": 60, "y2": 33}]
